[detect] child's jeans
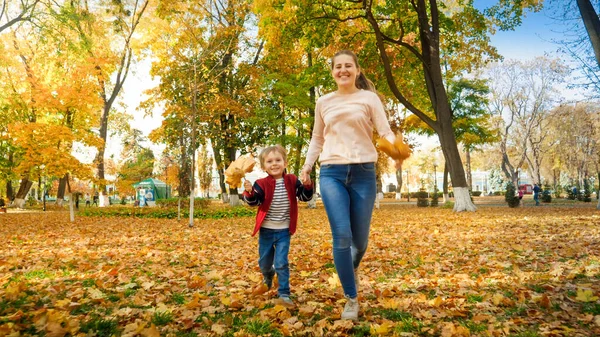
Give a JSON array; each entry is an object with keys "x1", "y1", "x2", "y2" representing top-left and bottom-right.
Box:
[
  {"x1": 258, "y1": 228, "x2": 291, "y2": 297},
  {"x1": 319, "y1": 163, "x2": 376, "y2": 299}
]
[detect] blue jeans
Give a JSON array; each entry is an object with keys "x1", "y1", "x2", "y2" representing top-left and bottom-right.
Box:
[
  {"x1": 258, "y1": 228, "x2": 291, "y2": 297},
  {"x1": 320, "y1": 163, "x2": 376, "y2": 298},
  {"x1": 534, "y1": 192, "x2": 540, "y2": 205}
]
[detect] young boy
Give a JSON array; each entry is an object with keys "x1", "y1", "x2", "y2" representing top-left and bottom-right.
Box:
[{"x1": 242, "y1": 145, "x2": 314, "y2": 307}]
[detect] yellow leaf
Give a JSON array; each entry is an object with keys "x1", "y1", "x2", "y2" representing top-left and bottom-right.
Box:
[
  {"x1": 141, "y1": 324, "x2": 161, "y2": 337},
  {"x1": 575, "y1": 288, "x2": 598, "y2": 302},
  {"x1": 370, "y1": 322, "x2": 393, "y2": 335}
]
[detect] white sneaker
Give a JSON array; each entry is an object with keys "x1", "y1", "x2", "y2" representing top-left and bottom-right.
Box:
[{"x1": 341, "y1": 297, "x2": 359, "y2": 321}]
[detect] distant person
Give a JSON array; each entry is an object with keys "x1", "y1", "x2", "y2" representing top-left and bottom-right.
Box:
[
  {"x1": 85, "y1": 193, "x2": 91, "y2": 207},
  {"x1": 0, "y1": 196, "x2": 6, "y2": 213},
  {"x1": 533, "y1": 184, "x2": 541, "y2": 206},
  {"x1": 242, "y1": 145, "x2": 314, "y2": 308},
  {"x1": 518, "y1": 189, "x2": 524, "y2": 206},
  {"x1": 92, "y1": 193, "x2": 99, "y2": 206}
]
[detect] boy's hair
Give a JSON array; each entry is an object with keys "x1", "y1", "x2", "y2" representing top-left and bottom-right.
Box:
[{"x1": 258, "y1": 145, "x2": 287, "y2": 169}]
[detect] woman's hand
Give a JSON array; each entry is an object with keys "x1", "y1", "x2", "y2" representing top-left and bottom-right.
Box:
[{"x1": 300, "y1": 165, "x2": 312, "y2": 185}]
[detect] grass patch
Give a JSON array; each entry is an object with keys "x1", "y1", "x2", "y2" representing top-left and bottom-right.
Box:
[
  {"x1": 152, "y1": 311, "x2": 174, "y2": 326},
  {"x1": 394, "y1": 316, "x2": 425, "y2": 333},
  {"x1": 376, "y1": 308, "x2": 412, "y2": 321},
  {"x1": 79, "y1": 317, "x2": 119, "y2": 337},
  {"x1": 466, "y1": 294, "x2": 484, "y2": 303},
  {"x1": 245, "y1": 319, "x2": 283, "y2": 336},
  {"x1": 24, "y1": 270, "x2": 50, "y2": 279},
  {"x1": 171, "y1": 292, "x2": 186, "y2": 305},
  {"x1": 582, "y1": 302, "x2": 600, "y2": 315},
  {"x1": 350, "y1": 324, "x2": 371, "y2": 337}
]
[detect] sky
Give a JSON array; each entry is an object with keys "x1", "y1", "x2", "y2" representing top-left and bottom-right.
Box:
[{"x1": 107, "y1": 1, "x2": 585, "y2": 163}]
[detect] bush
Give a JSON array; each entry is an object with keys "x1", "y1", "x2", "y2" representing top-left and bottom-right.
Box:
[
  {"x1": 156, "y1": 197, "x2": 211, "y2": 209},
  {"x1": 80, "y1": 205, "x2": 254, "y2": 219},
  {"x1": 505, "y1": 182, "x2": 520, "y2": 208},
  {"x1": 583, "y1": 179, "x2": 592, "y2": 202},
  {"x1": 430, "y1": 188, "x2": 439, "y2": 207},
  {"x1": 541, "y1": 185, "x2": 552, "y2": 203},
  {"x1": 472, "y1": 191, "x2": 482, "y2": 197},
  {"x1": 416, "y1": 189, "x2": 429, "y2": 207}
]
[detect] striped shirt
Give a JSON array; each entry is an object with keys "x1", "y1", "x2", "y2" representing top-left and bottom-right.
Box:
[{"x1": 262, "y1": 178, "x2": 290, "y2": 229}]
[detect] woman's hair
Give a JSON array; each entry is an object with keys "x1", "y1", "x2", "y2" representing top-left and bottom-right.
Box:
[
  {"x1": 331, "y1": 50, "x2": 376, "y2": 91},
  {"x1": 258, "y1": 145, "x2": 287, "y2": 169}
]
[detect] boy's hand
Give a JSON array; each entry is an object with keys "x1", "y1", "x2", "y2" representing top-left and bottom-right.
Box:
[{"x1": 243, "y1": 179, "x2": 252, "y2": 193}]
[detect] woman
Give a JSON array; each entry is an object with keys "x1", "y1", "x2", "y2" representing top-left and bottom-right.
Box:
[{"x1": 300, "y1": 50, "x2": 402, "y2": 320}]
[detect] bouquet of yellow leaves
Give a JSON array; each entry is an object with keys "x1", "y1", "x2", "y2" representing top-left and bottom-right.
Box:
[
  {"x1": 376, "y1": 133, "x2": 411, "y2": 164},
  {"x1": 225, "y1": 155, "x2": 256, "y2": 188}
]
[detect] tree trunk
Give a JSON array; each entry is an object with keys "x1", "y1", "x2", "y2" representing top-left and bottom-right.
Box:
[
  {"x1": 6, "y1": 180, "x2": 14, "y2": 201},
  {"x1": 56, "y1": 173, "x2": 69, "y2": 206},
  {"x1": 14, "y1": 178, "x2": 33, "y2": 208},
  {"x1": 95, "y1": 104, "x2": 110, "y2": 193},
  {"x1": 577, "y1": 0, "x2": 600, "y2": 68},
  {"x1": 443, "y1": 163, "x2": 449, "y2": 203},
  {"x1": 395, "y1": 168, "x2": 403, "y2": 200},
  {"x1": 306, "y1": 51, "x2": 318, "y2": 209},
  {"x1": 465, "y1": 147, "x2": 472, "y2": 190}
]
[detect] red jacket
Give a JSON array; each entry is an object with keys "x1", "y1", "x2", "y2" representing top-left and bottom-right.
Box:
[{"x1": 242, "y1": 174, "x2": 313, "y2": 236}]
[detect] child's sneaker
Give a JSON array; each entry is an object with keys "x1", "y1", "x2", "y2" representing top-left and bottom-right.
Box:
[
  {"x1": 276, "y1": 295, "x2": 295, "y2": 308},
  {"x1": 341, "y1": 297, "x2": 359, "y2": 321}
]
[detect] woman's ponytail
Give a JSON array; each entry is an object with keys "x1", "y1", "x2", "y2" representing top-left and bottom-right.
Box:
[{"x1": 356, "y1": 72, "x2": 375, "y2": 91}]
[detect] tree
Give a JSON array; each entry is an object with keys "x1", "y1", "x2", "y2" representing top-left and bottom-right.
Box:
[
  {"x1": 86, "y1": 0, "x2": 150, "y2": 192},
  {"x1": 116, "y1": 147, "x2": 154, "y2": 196},
  {"x1": 576, "y1": 0, "x2": 600, "y2": 68},
  {"x1": 255, "y1": 0, "x2": 542, "y2": 211},
  {"x1": 0, "y1": 0, "x2": 41, "y2": 33},
  {"x1": 197, "y1": 144, "x2": 213, "y2": 198},
  {"x1": 486, "y1": 57, "x2": 567, "y2": 188}
]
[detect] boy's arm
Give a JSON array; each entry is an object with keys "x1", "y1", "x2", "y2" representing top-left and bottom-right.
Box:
[
  {"x1": 295, "y1": 177, "x2": 314, "y2": 202},
  {"x1": 242, "y1": 182, "x2": 263, "y2": 206}
]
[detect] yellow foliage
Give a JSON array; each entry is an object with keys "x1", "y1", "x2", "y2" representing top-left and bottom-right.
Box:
[{"x1": 224, "y1": 155, "x2": 256, "y2": 188}]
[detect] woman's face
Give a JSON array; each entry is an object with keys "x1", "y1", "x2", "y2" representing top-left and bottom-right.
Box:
[{"x1": 331, "y1": 54, "x2": 359, "y2": 90}]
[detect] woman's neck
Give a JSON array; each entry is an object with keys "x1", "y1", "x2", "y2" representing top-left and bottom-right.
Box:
[{"x1": 336, "y1": 86, "x2": 360, "y2": 95}]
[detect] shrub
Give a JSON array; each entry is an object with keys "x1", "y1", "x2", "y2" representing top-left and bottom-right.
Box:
[
  {"x1": 81, "y1": 205, "x2": 254, "y2": 219},
  {"x1": 541, "y1": 185, "x2": 552, "y2": 203},
  {"x1": 472, "y1": 191, "x2": 482, "y2": 197},
  {"x1": 416, "y1": 189, "x2": 429, "y2": 207},
  {"x1": 430, "y1": 188, "x2": 439, "y2": 207},
  {"x1": 156, "y1": 197, "x2": 211, "y2": 209},
  {"x1": 583, "y1": 179, "x2": 592, "y2": 202},
  {"x1": 505, "y1": 182, "x2": 520, "y2": 208}
]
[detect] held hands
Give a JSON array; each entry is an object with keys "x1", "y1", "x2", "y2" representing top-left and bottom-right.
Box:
[
  {"x1": 243, "y1": 179, "x2": 252, "y2": 193},
  {"x1": 300, "y1": 165, "x2": 312, "y2": 185}
]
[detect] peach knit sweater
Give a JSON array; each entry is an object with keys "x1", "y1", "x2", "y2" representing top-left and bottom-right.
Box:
[{"x1": 303, "y1": 89, "x2": 395, "y2": 169}]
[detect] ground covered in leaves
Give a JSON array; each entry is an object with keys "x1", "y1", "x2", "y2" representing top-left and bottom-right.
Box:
[{"x1": 1, "y1": 205, "x2": 600, "y2": 336}]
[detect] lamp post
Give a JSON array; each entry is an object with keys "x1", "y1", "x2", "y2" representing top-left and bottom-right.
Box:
[
  {"x1": 433, "y1": 163, "x2": 438, "y2": 193},
  {"x1": 405, "y1": 169, "x2": 410, "y2": 202}
]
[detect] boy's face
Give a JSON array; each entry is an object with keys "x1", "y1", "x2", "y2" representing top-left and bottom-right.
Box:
[{"x1": 263, "y1": 151, "x2": 287, "y2": 179}]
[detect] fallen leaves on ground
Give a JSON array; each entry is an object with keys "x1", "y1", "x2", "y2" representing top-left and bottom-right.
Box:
[{"x1": 1, "y1": 205, "x2": 600, "y2": 336}]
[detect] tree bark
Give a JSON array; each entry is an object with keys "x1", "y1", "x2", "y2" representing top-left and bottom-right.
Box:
[
  {"x1": 465, "y1": 147, "x2": 472, "y2": 190},
  {"x1": 395, "y1": 168, "x2": 403, "y2": 199},
  {"x1": 577, "y1": 0, "x2": 600, "y2": 68},
  {"x1": 443, "y1": 163, "x2": 449, "y2": 203},
  {"x1": 56, "y1": 173, "x2": 69, "y2": 206},
  {"x1": 14, "y1": 178, "x2": 33, "y2": 208}
]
